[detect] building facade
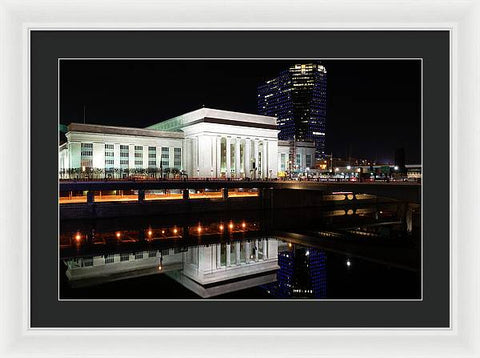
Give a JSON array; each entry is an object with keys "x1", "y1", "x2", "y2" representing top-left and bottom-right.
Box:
[
  {"x1": 257, "y1": 63, "x2": 327, "y2": 160},
  {"x1": 59, "y1": 108, "x2": 316, "y2": 179},
  {"x1": 64, "y1": 239, "x2": 280, "y2": 298}
]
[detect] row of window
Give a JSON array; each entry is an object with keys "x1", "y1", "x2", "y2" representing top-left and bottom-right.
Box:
[
  {"x1": 95, "y1": 251, "x2": 158, "y2": 264},
  {"x1": 279, "y1": 153, "x2": 312, "y2": 170},
  {"x1": 79, "y1": 143, "x2": 182, "y2": 169}
]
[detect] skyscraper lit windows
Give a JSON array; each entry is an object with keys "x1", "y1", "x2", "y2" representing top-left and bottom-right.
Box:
[{"x1": 258, "y1": 63, "x2": 327, "y2": 160}]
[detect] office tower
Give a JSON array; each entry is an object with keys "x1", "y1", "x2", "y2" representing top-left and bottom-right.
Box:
[{"x1": 258, "y1": 63, "x2": 327, "y2": 160}]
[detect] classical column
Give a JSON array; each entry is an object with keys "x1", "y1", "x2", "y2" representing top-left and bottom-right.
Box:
[
  {"x1": 263, "y1": 239, "x2": 268, "y2": 259},
  {"x1": 253, "y1": 139, "x2": 259, "y2": 179},
  {"x1": 254, "y1": 240, "x2": 259, "y2": 261},
  {"x1": 235, "y1": 138, "x2": 241, "y2": 178},
  {"x1": 216, "y1": 245, "x2": 221, "y2": 268},
  {"x1": 226, "y1": 137, "x2": 231, "y2": 178},
  {"x1": 192, "y1": 137, "x2": 199, "y2": 178},
  {"x1": 244, "y1": 138, "x2": 251, "y2": 178},
  {"x1": 216, "y1": 136, "x2": 221, "y2": 178},
  {"x1": 263, "y1": 140, "x2": 268, "y2": 179},
  {"x1": 235, "y1": 242, "x2": 241, "y2": 265},
  {"x1": 226, "y1": 243, "x2": 231, "y2": 266},
  {"x1": 245, "y1": 241, "x2": 251, "y2": 263}
]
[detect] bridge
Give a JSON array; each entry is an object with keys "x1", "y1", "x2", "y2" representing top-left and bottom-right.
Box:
[{"x1": 60, "y1": 179, "x2": 421, "y2": 203}]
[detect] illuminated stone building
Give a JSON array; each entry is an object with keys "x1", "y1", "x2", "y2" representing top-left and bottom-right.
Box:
[{"x1": 59, "y1": 108, "x2": 315, "y2": 179}]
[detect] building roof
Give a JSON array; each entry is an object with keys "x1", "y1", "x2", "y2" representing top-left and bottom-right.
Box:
[
  {"x1": 147, "y1": 108, "x2": 278, "y2": 131},
  {"x1": 67, "y1": 123, "x2": 184, "y2": 139}
]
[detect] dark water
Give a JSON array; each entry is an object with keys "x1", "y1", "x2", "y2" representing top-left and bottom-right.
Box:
[{"x1": 60, "y1": 204, "x2": 421, "y2": 299}]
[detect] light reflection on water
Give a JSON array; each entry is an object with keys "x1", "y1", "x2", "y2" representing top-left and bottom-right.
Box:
[{"x1": 60, "y1": 205, "x2": 421, "y2": 299}]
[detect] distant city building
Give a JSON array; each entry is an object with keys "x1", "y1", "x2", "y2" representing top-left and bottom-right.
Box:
[
  {"x1": 59, "y1": 108, "x2": 316, "y2": 179},
  {"x1": 405, "y1": 164, "x2": 422, "y2": 180},
  {"x1": 257, "y1": 63, "x2": 327, "y2": 160}
]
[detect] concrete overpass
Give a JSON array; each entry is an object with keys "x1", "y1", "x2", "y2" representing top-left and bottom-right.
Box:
[{"x1": 60, "y1": 179, "x2": 420, "y2": 203}]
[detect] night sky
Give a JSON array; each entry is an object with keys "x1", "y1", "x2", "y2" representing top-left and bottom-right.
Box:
[{"x1": 60, "y1": 60, "x2": 421, "y2": 164}]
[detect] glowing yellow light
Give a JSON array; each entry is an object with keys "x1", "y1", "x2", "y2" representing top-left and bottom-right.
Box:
[
  {"x1": 158, "y1": 265, "x2": 162, "y2": 271},
  {"x1": 197, "y1": 226, "x2": 202, "y2": 233},
  {"x1": 229, "y1": 223, "x2": 234, "y2": 230},
  {"x1": 241, "y1": 222, "x2": 246, "y2": 228},
  {"x1": 173, "y1": 228, "x2": 178, "y2": 234},
  {"x1": 116, "y1": 232, "x2": 121, "y2": 238},
  {"x1": 161, "y1": 230, "x2": 165, "y2": 234},
  {"x1": 74, "y1": 233, "x2": 81, "y2": 242},
  {"x1": 219, "y1": 224, "x2": 224, "y2": 231},
  {"x1": 288, "y1": 243, "x2": 292, "y2": 248},
  {"x1": 147, "y1": 230, "x2": 152, "y2": 236}
]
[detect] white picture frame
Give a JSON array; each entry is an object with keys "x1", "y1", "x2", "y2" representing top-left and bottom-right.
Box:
[{"x1": 0, "y1": 0, "x2": 477, "y2": 357}]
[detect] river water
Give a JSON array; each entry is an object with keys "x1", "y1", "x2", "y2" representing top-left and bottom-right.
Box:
[{"x1": 60, "y1": 203, "x2": 421, "y2": 299}]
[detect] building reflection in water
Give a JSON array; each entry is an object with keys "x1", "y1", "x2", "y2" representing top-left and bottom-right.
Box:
[
  {"x1": 262, "y1": 243, "x2": 327, "y2": 298},
  {"x1": 61, "y1": 204, "x2": 419, "y2": 299},
  {"x1": 64, "y1": 238, "x2": 281, "y2": 298},
  {"x1": 167, "y1": 238, "x2": 279, "y2": 298}
]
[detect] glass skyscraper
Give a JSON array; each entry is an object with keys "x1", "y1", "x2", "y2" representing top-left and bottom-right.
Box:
[{"x1": 258, "y1": 63, "x2": 327, "y2": 160}]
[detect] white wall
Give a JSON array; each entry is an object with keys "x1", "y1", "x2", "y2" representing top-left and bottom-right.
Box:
[
  {"x1": 63, "y1": 131, "x2": 184, "y2": 174},
  {"x1": 92, "y1": 142, "x2": 105, "y2": 169}
]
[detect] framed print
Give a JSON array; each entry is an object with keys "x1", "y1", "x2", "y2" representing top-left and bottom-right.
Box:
[
  {"x1": 33, "y1": 31, "x2": 444, "y2": 327},
  {"x1": 0, "y1": 0, "x2": 479, "y2": 357}
]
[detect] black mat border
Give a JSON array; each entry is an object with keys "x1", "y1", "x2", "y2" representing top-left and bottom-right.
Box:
[{"x1": 31, "y1": 31, "x2": 449, "y2": 327}]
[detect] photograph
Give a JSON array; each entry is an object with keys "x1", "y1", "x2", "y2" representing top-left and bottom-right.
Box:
[
  {"x1": 3, "y1": 0, "x2": 474, "y2": 353},
  {"x1": 58, "y1": 59, "x2": 422, "y2": 300}
]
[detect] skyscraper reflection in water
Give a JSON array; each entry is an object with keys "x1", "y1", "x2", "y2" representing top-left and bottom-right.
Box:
[{"x1": 262, "y1": 245, "x2": 327, "y2": 299}]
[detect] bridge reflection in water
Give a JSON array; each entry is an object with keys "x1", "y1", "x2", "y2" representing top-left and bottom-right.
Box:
[{"x1": 60, "y1": 203, "x2": 421, "y2": 299}]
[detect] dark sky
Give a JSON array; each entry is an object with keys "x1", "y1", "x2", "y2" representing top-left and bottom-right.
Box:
[{"x1": 60, "y1": 60, "x2": 421, "y2": 164}]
